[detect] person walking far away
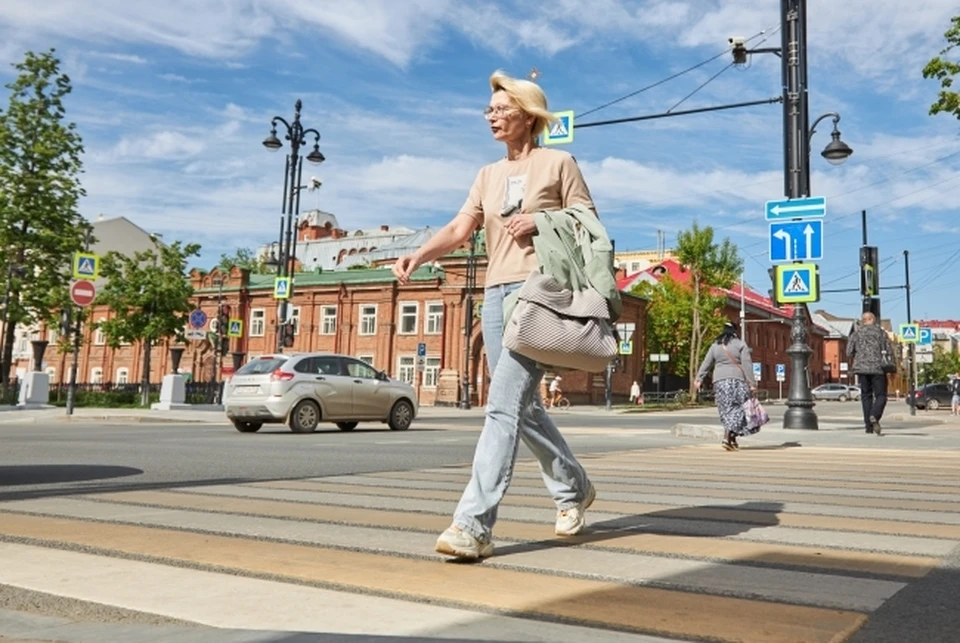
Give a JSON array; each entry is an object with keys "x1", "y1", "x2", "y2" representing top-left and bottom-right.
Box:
[
  {"x1": 950, "y1": 372, "x2": 960, "y2": 416},
  {"x1": 630, "y1": 380, "x2": 641, "y2": 405},
  {"x1": 393, "y1": 70, "x2": 597, "y2": 559},
  {"x1": 847, "y1": 311, "x2": 894, "y2": 435},
  {"x1": 548, "y1": 375, "x2": 563, "y2": 408},
  {"x1": 694, "y1": 321, "x2": 758, "y2": 451}
]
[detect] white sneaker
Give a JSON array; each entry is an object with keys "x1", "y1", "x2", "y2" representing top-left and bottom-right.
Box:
[
  {"x1": 555, "y1": 483, "x2": 596, "y2": 536},
  {"x1": 435, "y1": 526, "x2": 494, "y2": 559}
]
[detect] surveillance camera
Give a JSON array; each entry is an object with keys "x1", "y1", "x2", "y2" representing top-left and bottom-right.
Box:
[
  {"x1": 309, "y1": 177, "x2": 322, "y2": 189},
  {"x1": 728, "y1": 36, "x2": 745, "y2": 46}
]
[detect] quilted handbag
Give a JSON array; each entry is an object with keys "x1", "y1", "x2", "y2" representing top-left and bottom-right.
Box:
[{"x1": 502, "y1": 270, "x2": 618, "y2": 372}]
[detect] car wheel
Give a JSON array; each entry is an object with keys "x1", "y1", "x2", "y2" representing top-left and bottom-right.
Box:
[
  {"x1": 290, "y1": 400, "x2": 321, "y2": 433},
  {"x1": 337, "y1": 421, "x2": 358, "y2": 432},
  {"x1": 838, "y1": 394, "x2": 847, "y2": 402},
  {"x1": 388, "y1": 400, "x2": 414, "y2": 431},
  {"x1": 928, "y1": 399, "x2": 940, "y2": 411},
  {"x1": 232, "y1": 420, "x2": 262, "y2": 433}
]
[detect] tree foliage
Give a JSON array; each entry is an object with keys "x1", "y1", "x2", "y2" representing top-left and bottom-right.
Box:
[
  {"x1": 632, "y1": 276, "x2": 728, "y2": 378},
  {"x1": 217, "y1": 247, "x2": 264, "y2": 273},
  {"x1": 0, "y1": 49, "x2": 89, "y2": 379},
  {"x1": 923, "y1": 16, "x2": 960, "y2": 120},
  {"x1": 674, "y1": 223, "x2": 742, "y2": 392},
  {"x1": 96, "y1": 240, "x2": 201, "y2": 349},
  {"x1": 920, "y1": 345, "x2": 960, "y2": 384}
]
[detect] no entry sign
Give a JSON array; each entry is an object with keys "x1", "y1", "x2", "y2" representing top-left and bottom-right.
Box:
[{"x1": 70, "y1": 280, "x2": 97, "y2": 307}]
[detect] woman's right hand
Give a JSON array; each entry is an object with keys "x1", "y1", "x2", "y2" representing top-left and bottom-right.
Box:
[
  {"x1": 393, "y1": 254, "x2": 421, "y2": 285},
  {"x1": 693, "y1": 379, "x2": 701, "y2": 390}
]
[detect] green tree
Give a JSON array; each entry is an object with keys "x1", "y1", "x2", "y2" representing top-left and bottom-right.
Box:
[
  {"x1": 0, "y1": 49, "x2": 88, "y2": 388},
  {"x1": 217, "y1": 246, "x2": 263, "y2": 273},
  {"x1": 96, "y1": 240, "x2": 201, "y2": 406},
  {"x1": 633, "y1": 275, "x2": 728, "y2": 380},
  {"x1": 674, "y1": 223, "x2": 742, "y2": 393},
  {"x1": 921, "y1": 345, "x2": 960, "y2": 384},
  {"x1": 923, "y1": 16, "x2": 960, "y2": 119}
]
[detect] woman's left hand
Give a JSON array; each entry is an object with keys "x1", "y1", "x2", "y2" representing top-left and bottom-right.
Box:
[{"x1": 505, "y1": 213, "x2": 537, "y2": 239}]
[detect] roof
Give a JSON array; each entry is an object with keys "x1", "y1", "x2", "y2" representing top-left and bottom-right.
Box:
[
  {"x1": 338, "y1": 227, "x2": 436, "y2": 269},
  {"x1": 195, "y1": 264, "x2": 444, "y2": 294}
]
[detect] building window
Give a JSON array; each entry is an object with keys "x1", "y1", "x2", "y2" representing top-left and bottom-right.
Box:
[
  {"x1": 359, "y1": 304, "x2": 377, "y2": 335},
  {"x1": 250, "y1": 309, "x2": 265, "y2": 336},
  {"x1": 398, "y1": 302, "x2": 418, "y2": 335},
  {"x1": 15, "y1": 331, "x2": 29, "y2": 355},
  {"x1": 94, "y1": 319, "x2": 106, "y2": 346},
  {"x1": 358, "y1": 355, "x2": 374, "y2": 366},
  {"x1": 397, "y1": 356, "x2": 415, "y2": 384},
  {"x1": 91, "y1": 367, "x2": 103, "y2": 384},
  {"x1": 47, "y1": 327, "x2": 58, "y2": 344},
  {"x1": 45, "y1": 367, "x2": 56, "y2": 380},
  {"x1": 425, "y1": 302, "x2": 443, "y2": 335},
  {"x1": 290, "y1": 306, "x2": 301, "y2": 335},
  {"x1": 320, "y1": 306, "x2": 337, "y2": 335},
  {"x1": 424, "y1": 356, "x2": 441, "y2": 388},
  {"x1": 116, "y1": 368, "x2": 129, "y2": 385}
]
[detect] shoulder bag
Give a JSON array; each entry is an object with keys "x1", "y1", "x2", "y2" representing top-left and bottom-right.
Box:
[{"x1": 721, "y1": 343, "x2": 769, "y2": 432}]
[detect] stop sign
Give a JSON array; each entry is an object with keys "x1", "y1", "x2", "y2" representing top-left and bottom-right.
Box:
[{"x1": 70, "y1": 280, "x2": 97, "y2": 307}]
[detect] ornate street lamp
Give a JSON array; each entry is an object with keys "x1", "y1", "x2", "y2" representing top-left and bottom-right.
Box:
[{"x1": 262, "y1": 99, "x2": 325, "y2": 352}]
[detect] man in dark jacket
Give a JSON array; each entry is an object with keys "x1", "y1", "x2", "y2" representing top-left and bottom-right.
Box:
[{"x1": 846, "y1": 312, "x2": 894, "y2": 434}]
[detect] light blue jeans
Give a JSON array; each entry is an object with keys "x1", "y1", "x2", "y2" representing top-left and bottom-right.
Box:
[{"x1": 453, "y1": 281, "x2": 591, "y2": 542}]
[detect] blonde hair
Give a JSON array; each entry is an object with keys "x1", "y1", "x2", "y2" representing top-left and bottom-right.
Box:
[{"x1": 489, "y1": 70, "x2": 556, "y2": 137}]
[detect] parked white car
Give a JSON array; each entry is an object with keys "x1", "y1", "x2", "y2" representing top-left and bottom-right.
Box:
[{"x1": 223, "y1": 353, "x2": 417, "y2": 433}]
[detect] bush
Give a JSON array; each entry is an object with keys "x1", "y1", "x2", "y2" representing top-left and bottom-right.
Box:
[{"x1": 49, "y1": 389, "x2": 160, "y2": 408}]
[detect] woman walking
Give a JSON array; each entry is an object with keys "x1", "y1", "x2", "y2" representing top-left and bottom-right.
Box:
[
  {"x1": 393, "y1": 70, "x2": 596, "y2": 559},
  {"x1": 695, "y1": 322, "x2": 757, "y2": 450}
]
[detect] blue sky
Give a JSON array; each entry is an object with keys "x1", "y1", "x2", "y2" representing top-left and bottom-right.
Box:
[{"x1": 0, "y1": 0, "x2": 958, "y2": 327}]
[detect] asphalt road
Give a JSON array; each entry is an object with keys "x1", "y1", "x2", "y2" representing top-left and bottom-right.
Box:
[{"x1": 1, "y1": 403, "x2": 958, "y2": 642}]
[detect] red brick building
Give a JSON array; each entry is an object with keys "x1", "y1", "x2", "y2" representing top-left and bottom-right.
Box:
[
  {"x1": 13, "y1": 229, "x2": 648, "y2": 407},
  {"x1": 622, "y1": 259, "x2": 831, "y2": 395}
]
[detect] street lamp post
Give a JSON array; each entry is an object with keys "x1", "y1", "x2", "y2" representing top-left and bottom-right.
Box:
[
  {"x1": 262, "y1": 99, "x2": 325, "y2": 353},
  {"x1": 460, "y1": 231, "x2": 478, "y2": 410},
  {"x1": 778, "y1": 0, "x2": 853, "y2": 430}
]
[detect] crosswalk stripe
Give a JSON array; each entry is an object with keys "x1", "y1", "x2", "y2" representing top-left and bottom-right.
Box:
[
  {"x1": 2, "y1": 445, "x2": 958, "y2": 642},
  {"x1": 0, "y1": 511, "x2": 867, "y2": 642}
]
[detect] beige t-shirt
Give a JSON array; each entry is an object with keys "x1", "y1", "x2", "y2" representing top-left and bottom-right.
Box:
[{"x1": 458, "y1": 147, "x2": 597, "y2": 287}]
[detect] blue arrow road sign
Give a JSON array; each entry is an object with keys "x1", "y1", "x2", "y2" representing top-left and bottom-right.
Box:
[
  {"x1": 765, "y1": 196, "x2": 826, "y2": 221},
  {"x1": 769, "y1": 220, "x2": 823, "y2": 262},
  {"x1": 919, "y1": 327, "x2": 933, "y2": 345}
]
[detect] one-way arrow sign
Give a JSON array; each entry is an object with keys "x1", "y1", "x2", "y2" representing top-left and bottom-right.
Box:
[
  {"x1": 769, "y1": 220, "x2": 823, "y2": 262},
  {"x1": 765, "y1": 196, "x2": 827, "y2": 221}
]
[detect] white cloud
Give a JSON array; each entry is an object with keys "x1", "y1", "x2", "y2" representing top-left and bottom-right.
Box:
[
  {"x1": 158, "y1": 73, "x2": 190, "y2": 83},
  {"x1": 112, "y1": 131, "x2": 206, "y2": 160},
  {"x1": 94, "y1": 52, "x2": 148, "y2": 64}
]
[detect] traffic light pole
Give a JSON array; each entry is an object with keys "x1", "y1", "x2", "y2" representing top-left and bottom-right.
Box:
[{"x1": 904, "y1": 250, "x2": 915, "y2": 416}]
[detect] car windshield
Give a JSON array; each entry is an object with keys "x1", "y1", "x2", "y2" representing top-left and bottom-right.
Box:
[{"x1": 236, "y1": 357, "x2": 287, "y2": 375}]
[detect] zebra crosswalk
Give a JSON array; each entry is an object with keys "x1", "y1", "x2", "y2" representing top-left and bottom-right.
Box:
[{"x1": 1, "y1": 444, "x2": 959, "y2": 641}]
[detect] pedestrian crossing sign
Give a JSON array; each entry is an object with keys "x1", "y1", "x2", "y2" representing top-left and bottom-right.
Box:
[
  {"x1": 227, "y1": 318, "x2": 243, "y2": 338},
  {"x1": 774, "y1": 263, "x2": 819, "y2": 304},
  {"x1": 543, "y1": 110, "x2": 574, "y2": 145},
  {"x1": 273, "y1": 277, "x2": 290, "y2": 300},
  {"x1": 899, "y1": 323, "x2": 919, "y2": 343},
  {"x1": 72, "y1": 252, "x2": 100, "y2": 280},
  {"x1": 618, "y1": 340, "x2": 633, "y2": 355}
]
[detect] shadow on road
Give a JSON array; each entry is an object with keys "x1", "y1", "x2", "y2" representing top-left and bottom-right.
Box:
[
  {"x1": 0, "y1": 464, "x2": 143, "y2": 487},
  {"x1": 490, "y1": 501, "x2": 784, "y2": 559},
  {"x1": 741, "y1": 441, "x2": 803, "y2": 451}
]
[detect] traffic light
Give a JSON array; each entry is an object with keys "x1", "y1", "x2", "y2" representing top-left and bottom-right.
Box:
[
  {"x1": 860, "y1": 246, "x2": 879, "y2": 297},
  {"x1": 767, "y1": 267, "x2": 781, "y2": 308},
  {"x1": 60, "y1": 308, "x2": 72, "y2": 336},
  {"x1": 281, "y1": 323, "x2": 295, "y2": 348}
]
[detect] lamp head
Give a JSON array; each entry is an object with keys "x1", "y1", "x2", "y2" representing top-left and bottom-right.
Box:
[
  {"x1": 821, "y1": 128, "x2": 853, "y2": 166},
  {"x1": 262, "y1": 128, "x2": 282, "y2": 151}
]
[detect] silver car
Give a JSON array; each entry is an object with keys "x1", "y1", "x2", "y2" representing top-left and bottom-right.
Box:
[
  {"x1": 811, "y1": 383, "x2": 860, "y2": 402},
  {"x1": 223, "y1": 353, "x2": 418, "y2": 433}
]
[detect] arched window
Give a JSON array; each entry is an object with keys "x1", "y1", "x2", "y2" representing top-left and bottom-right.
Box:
[{"x1": 116, "y1": 368, "x2": 129, "y2": 385}]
